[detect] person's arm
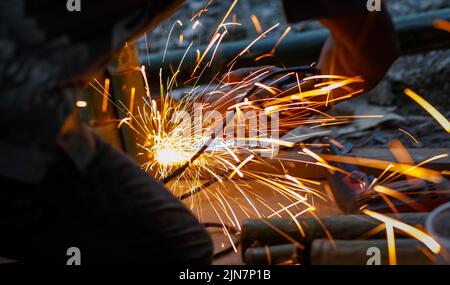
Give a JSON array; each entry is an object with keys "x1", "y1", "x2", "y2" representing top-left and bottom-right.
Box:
[{"x1": 282, "y1": 0, "x2": 400, "y2": 90}]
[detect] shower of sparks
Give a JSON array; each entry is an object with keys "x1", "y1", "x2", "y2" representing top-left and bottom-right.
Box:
[
  {"x1": 132, "y1": 64, "x2": 360, "y2": 208},
  {"x1": 103, "y1": 12, "x2": 364, "y2": 250},
  {"x1": 89, "y1": 0, "x2": 450, "y2": 260}
]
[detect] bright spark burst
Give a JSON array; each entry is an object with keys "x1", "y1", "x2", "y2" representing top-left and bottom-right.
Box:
[
  {"x1": 106, "y1": 5, "x2": 365, "y2": 248},
  {"x1": 89, "y1": 1, "x2": 450, "y2": 259}
]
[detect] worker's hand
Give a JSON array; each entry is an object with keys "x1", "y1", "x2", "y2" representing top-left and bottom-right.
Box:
[{"x1": 318, "y1": 3, "x2": 399, "y2": 91}]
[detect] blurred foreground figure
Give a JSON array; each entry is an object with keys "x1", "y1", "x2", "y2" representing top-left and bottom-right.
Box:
[
  {"x1": 0, "y1": 0, "x2": 213, "y2": 265},
  {"x1": 0, "y1": 0, "x2": 397, "y2": 264}
]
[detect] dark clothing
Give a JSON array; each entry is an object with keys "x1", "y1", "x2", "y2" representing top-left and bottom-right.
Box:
[
  {"x1": 282, "y1": 0, "x2": 399, "y2": 89},
  {"x1": 0, "y1": 133, "x2": 213, "y2": 264}
]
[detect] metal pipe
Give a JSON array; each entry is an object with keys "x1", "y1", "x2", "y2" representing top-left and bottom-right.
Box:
[
  {"x1": 144, "y1": 9, "x2": 450, "y2": 85},
  {"x1": 240, "y1": 213, "x2": 429, "y2": 258}
]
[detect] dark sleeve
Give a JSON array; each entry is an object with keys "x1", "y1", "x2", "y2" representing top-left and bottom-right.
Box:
[
  {"x1": 282, "y1": 0, "x2": 370, "y2": 22},
  {"x1": 282, "y1": 0, "x2": 400, "y2": 90}
]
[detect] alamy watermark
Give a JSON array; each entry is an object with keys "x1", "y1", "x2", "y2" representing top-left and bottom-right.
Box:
[
  {"x1": 65, "y1": 1, "x2": 381, "y2": 14},
  {"x1": 367, "y1": 0, "x2": 382, "y2": 12},
  {"x1": 366, "y1": 247, "x2": 381, "y2": 265},
  {"x1": 172, "y1": 103, "x2": 281, "y2": 157},
  {"x1": 66, "y1": 247, "x2": 81, "y2": 265},
  {"x1": 67, "y1": 0, "x2": 81, "y2": 12},
  {"x1": 65, "y1": 1, "x2": 381, "y2": 13}
]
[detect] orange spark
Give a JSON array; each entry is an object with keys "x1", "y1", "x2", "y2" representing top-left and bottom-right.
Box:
[
  {"x1": 363, "y1": 209, "x2": 441, "y2": 255},
  {"x1": 254, "y1": 82, "x2": 278, "y2": 95},
  {"x1": 212, "y1": 0, "x2": 238, "y2": 39},
  {"x1": 270, "y1": 76, "x2": 364, "y2": 102},
  {"x1": 250, "y1": 15, "x2": 263, "y2": 34},
  {"x1": 321, "y1": 154, "x2": 443, "y2": 183},
  {"x1": 140, "y1": 65, "x2": 151, "y2": 99},
  {"x1": 255, "y1": 53, "x2": 274, "y2": 61},
  {"x1": 302, "y1": 148, "x2": 347, "y2": 175},
  {"x1": 271, "y1": 26, "x2": 292, "y2": 54},
  {"x1": 373, "y1": 185, "x2": 425, "y2": 212},
  {"x1": 385, "y1": 224, "x2": 397, "y2": 265},
  {"x1": 129, "y1": 87, "x2": 136, "y2": 116},
  {"x1": 389, "y1": 139, "x2": 414, "y2": 165},
  {"x1": 434, "y1": 19, "x2": 450, "y2": 32},
  {"x1": 192, "y1": 32, "x2": 222, "y2": 76},
  {"x1": 398, "y1": 128, "x2": 420, "y2": 145},
  {"x1": 102, "y1": 78, "x2": 110, "y2": 112},
  {"x1": 118, "y1": 117, "x2": 131, "y2": 128},
  {"x1": 191, "y1": 0, "x2": 213, "y2": 21},
  {"x1": 228, "y1": 23, "x2": 280, "y2": 66},
  {"x1": 404, "y1": 88, "x2": 450, "y2": 133},
  {"x1": 196, "y1": 49, "x2": 201, "y2": 63},
  {"x1": 229, "y1": 155, "x2": 255, "y2": 179},
  {"x1": 179, "y1": 34, "x2": 184, "y2": 45}
]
